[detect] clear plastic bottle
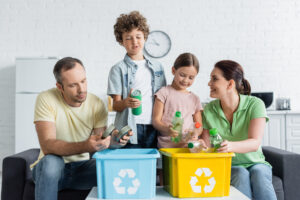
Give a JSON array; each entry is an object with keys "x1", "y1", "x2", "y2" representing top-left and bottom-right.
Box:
[
  {"x1": 209, "y1": 128, "x2": 223, "y2": 152},
  {"x1": 183, "y1": 122, "x2": 202, "y2": 142},
  {"x1": 188, "y1": 141, "x2": 203, "y2": 153},
  {"x1": 171, "y1": 111, "x2": 184, "y2": 143}
]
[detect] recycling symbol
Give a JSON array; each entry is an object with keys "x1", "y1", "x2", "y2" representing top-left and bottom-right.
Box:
[
  {"x1": 189, "y1": 168, "x2": 216, "y2": 193},
  {"x1": 113, "y1": 169, "x2": 140, "y2": 195}
]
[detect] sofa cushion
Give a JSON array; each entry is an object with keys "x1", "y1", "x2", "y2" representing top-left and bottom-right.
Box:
[
  {"x1": 272, "y1": 175, "x2": 284, "y2": 200},
  {"x1": 23, "y1": 180, "x2": 90, "y2": 200}
]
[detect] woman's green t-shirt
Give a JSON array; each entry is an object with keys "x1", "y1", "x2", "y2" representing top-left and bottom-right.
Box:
[{"x1": 202, "y1": 94, "x2": 271, "y2": 168}]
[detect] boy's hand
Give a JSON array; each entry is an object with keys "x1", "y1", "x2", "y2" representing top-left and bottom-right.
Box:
[{"x1": 125, "y1": 88, "x2": 141, "y2": 108}]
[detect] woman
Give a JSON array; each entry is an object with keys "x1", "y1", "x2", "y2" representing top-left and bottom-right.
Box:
[{"x1": 201, "y1": 60, "x2": 276, "y2": 200}]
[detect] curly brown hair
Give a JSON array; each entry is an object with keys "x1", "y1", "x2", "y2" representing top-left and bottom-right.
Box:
[{"x1": 114, "y1": 11, "x2": 149, "y2": 45}]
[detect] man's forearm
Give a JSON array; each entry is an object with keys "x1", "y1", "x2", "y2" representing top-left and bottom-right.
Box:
[{"x1": 42, "y1": 139, "x2": 88, "y2": 156}]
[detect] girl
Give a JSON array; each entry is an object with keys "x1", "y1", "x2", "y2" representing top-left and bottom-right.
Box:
[
  {"x1": 152, "y1": 53, "x2": 203, "y2": 148},
  {"x1": 201, "y1": 60, "x2": 276, "y2": 199}
]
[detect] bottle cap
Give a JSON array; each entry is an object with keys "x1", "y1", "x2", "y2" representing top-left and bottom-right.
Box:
[
  {"x1": 195, "y1": 122, "x2": 202, "y2": 128},
  {"x1": 175, "y1": 111, "x2": 181, "y2": 117},
  {"x1": 188, "y1": 142, "x2": 194, "y2": 148},
  {"x1": 209, "y1": 128, "x2": 218, "y2": 136}
]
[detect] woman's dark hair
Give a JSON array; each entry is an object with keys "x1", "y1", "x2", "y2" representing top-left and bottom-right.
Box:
[
  {"x1": 173, "y1": 53, "x2": 199, "y2": 73},
  {"x1": 53, "y1": 57, "x2": 84, "y2": 84},
  {"x1": 114, "y1": 11, "x2": 149, "y2": 45},
  {"x1": 215, "y1": 60, "x2": 251, "y2": 95}
]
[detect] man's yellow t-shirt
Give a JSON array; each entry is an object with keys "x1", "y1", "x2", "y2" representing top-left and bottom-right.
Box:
[{"x1": 30, "y1": 88, "x2": 107, "y2": 168}]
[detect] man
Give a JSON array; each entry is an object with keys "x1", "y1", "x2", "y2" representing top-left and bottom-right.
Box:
[{"x1": 30, "y1": 57, "x2": 131, "y2": 200}]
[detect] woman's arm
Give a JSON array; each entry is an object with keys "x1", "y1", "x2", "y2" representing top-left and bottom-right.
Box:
[
  {"x1": 218, "y1": 117, "x2": 265, "y2": 153},
  {"x1": 152, "y1": 98, "x2": 176, "y2": 137}
]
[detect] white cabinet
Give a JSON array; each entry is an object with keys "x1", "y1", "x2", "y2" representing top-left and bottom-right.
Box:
[
  {"x1": 286, "y1": 114, "x2": 300, "y2": 154},
  {"x1": 108, "y1": 112, "x2": 116, "y2": 125},
  {"x1": 263, "y1": 111, "x2": 300, "y2": 154},
  {"x1": 263, "y1": 113, "x2": 286, "y2": 150}
]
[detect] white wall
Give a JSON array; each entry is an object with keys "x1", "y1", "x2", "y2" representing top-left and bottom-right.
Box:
[{"x1": 1, "y1": 0, "x2": 300, "y2": 171}]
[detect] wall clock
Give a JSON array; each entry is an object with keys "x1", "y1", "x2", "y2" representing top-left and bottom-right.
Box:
[{"x1": 144, "y1": 30, "x2": 171, "y2": 58}]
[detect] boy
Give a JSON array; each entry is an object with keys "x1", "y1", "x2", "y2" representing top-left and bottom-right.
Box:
[{"x1": 107, "y1": 11, "x2": 166, "y2": 148}]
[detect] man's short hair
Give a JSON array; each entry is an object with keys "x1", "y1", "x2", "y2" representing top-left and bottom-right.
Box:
[{"x1": 53, "y1": 57, "x2": 84, "y2": 84}]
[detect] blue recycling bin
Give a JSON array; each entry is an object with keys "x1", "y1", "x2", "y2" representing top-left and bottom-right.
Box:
[{"x1": 93, "y1": 148, "x2": 160, "y2": 199}]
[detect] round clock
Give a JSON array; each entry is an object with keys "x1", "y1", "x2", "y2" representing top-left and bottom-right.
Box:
[{"x1": 144, "y1": 30, "x2": 171, "y2": 58}]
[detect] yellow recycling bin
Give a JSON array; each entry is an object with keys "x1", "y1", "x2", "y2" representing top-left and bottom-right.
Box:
[{"x1": 160, "y1": 148, "x2": 235, "y2": 198}]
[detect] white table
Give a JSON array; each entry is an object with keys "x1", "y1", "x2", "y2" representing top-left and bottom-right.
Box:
[{"x1": 86, "y1": 186, "x2": 249, "y2": 200}]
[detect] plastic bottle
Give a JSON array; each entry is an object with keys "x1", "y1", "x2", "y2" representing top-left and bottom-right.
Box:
[
  {"x1": 131, "y1": 89, "x2": 142, "y2": 115},
  {"x1": 188, "y1": 141, "x2": 203, "y2": 153},
  {"x1": 182, "y1": 122, "x2": 202, "y2": 142},
  {"x1": 171, "y1": 111, "x2": 184, "y2": 143},
  {"x1": 209, "y1": 128, "x2": 223, "y2": 152}
]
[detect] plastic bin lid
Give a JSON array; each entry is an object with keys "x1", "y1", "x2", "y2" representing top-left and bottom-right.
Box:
[
  {"x1": 93, "y1": 148, "x2": 160, "y2": 160},
  {"x1": 159, "y1": 148, "x2": 235, "y2": 158}
]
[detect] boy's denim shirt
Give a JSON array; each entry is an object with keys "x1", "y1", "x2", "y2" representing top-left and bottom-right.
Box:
[{"x1": 107, "y1": 54, "x2": 166, "y2": 144}]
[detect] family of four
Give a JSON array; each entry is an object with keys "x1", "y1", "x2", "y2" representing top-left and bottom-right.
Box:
[{"x1": 31, "y1": 11, "x2": 276, "y2": 200}]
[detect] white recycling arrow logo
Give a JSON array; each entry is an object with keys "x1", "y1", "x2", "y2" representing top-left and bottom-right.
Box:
[
  {"x1": 189, "y1": 168, "x2": 216, "y2": 193},
  {"x1": 113, "y1": 169, "x2": 140, "y2": 195}
]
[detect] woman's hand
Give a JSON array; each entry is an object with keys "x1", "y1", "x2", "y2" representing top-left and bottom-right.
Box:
[{"x1": 217, "y1": 140, "x2": 233, "y2": 153}]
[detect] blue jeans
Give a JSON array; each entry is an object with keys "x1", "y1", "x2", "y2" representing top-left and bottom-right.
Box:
[
  {"x1": 231, "y1": 164, "x2": 277, "y2": 200},
  {"x1": 32, "y1": 154, "x2": 97, "y2": 200},
  {"x1": 124, "y1": 124, "x2": 158, "y2": 148}
]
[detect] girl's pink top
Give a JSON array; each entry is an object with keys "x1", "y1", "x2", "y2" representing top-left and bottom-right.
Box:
[{"x1": 155, "y1": 85, "x2": 203, "y2": 148}]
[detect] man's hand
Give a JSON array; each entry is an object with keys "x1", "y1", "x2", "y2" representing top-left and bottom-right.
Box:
[
  {"x1": 85, "y1": 134, "x2": 111, "y2": 152},
  {"x1": 110, "y1": 129, "x2": 133, "y2": 148}
]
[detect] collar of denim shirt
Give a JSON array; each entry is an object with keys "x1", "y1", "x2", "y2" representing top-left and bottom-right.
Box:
[{"x1": 123, "y1": 54, "x2": 154, "y2": 69}]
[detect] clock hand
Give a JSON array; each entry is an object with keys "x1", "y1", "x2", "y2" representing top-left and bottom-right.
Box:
[{"x1": 152, "y1": 39, "x2": 159, "y2": 46}]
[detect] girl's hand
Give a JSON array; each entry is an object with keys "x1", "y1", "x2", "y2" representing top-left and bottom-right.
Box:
[
  {"x1": 168, "y1": 125, "x2": 179, "y2": 137},
  {"x1": 217, "y1": 140, "x2": 233, "y2": 153},
  {"x1": 190, "y1": 133, "x2": 199, "y2": 141}
]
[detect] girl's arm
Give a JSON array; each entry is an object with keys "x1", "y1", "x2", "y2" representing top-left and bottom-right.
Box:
[
  {"x1": 152, "y1": 98, "x2": 175, "y2": 136},
  {"x1": 218, "y1": 117, "x2": 265, "y2": 153},
  {"x1": 200, "y1": 129, "x2": 210, "y2": 147}
]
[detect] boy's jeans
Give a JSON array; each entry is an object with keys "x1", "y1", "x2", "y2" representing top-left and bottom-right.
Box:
[
  {"x1": 124, "y1": 124, "x2": 158, "y2": 148},
  {"x1": 231, "y1": 163, "x2": 277, "y2": 200},
  {"x1": 32, "y1": 154, "x2": 96, "y2": 200}
]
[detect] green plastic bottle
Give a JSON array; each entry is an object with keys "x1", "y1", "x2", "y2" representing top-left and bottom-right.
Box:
[
  {"x1": 131, "y1": 89, "x2": 142, "y2": 115},
  {"x1": 171, "y1": 111, "x2": 184, "y2": 143},
  {"x1": 209, "y1": 128, "x2": 223, "y2": 152}
]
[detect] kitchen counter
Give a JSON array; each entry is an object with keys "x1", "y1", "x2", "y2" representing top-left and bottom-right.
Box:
[{"x1": 267, "y1": 110, "x2": 300, "y2": 114}]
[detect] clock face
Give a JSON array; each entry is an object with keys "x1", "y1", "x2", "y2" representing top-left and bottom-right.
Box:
[{"x1": 144, "y1": 30, "x2": 171, "y2": 58}]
